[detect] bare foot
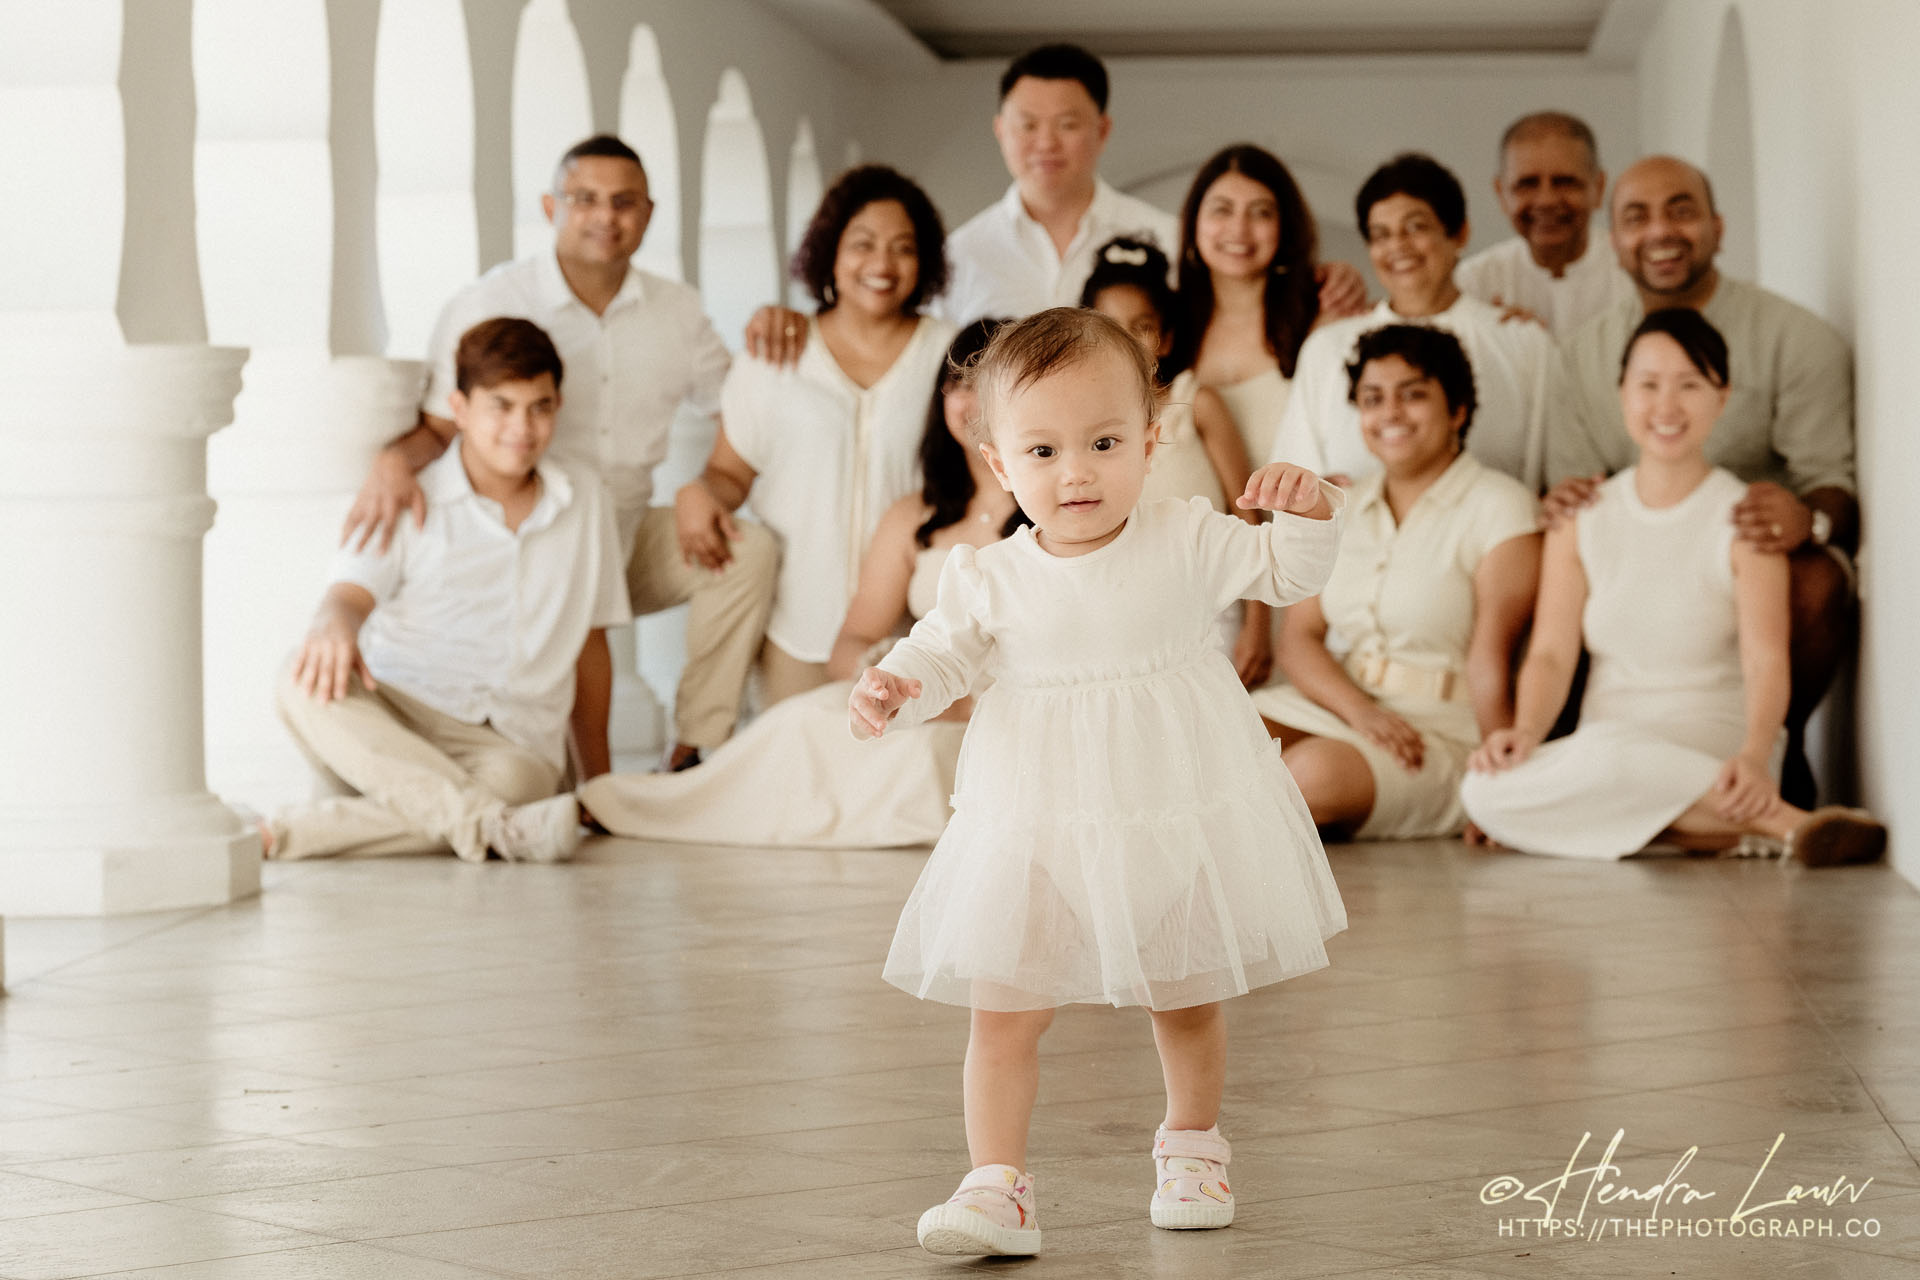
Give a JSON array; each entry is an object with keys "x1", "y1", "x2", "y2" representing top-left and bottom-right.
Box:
[{"x1": 1461, "y1": 822, "x2": 1493, "y2": 849}]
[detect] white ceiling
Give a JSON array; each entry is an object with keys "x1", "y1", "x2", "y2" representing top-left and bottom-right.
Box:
[{"x1": 871, "y1": 0, "x2": 1615, "y2": 58}]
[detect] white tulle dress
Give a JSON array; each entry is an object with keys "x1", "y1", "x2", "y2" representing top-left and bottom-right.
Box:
[{"x1": 874, "y1": 495, "x2": 1350, "y2": 1012}]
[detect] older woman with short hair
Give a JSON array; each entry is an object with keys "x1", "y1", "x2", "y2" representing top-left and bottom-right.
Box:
[{"x1": 1255, "y1": 324, "x2": 1540, "y2": 839}]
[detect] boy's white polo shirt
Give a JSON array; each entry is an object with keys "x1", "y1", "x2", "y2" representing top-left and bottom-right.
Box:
[
  {"x1": 419, "y1": 251, "x2": 733, "y2": 547},
  {"x1": 328, "y1": 447, "x2": 632, "y2": 770},
  {"x1": 936, "y1": 178, "x2": 1179, "y2": 326}
]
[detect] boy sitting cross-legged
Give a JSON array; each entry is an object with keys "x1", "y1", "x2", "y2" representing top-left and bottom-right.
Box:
[{"x1": 269, "y1": 316, "x2": 629, "y2": 863}]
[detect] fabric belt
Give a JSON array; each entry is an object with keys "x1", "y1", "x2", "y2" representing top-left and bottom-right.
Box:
[{"x1": 1344, "y1": 651, "x2": 1470, "y2": 703}]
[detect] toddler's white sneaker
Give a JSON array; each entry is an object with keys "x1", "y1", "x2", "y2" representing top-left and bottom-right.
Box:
[
  {"x1": 916, "y1": 1164, "x2": 1041, "y2": 1256},
  {"x1": 1150, "y1": 1124, "x2": 1234, "y2": 1229}
]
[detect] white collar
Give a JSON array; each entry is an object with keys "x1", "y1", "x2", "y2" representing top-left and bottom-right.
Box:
[
  {"x1": 422, "y1": 445, "x2": 574, "y2": 533},
  {"x1": 532, "y1": 249, "x2": 647, "y2": 316}
]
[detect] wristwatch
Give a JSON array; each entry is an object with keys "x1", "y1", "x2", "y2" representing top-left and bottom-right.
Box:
[{"x1": 1810, "y1": 509, "x2": 1833, "y2": 548}]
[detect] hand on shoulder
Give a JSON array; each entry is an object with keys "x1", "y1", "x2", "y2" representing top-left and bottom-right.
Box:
[{"x1": 1539, "y1": 473, "x2": 1604, "y2": 529}]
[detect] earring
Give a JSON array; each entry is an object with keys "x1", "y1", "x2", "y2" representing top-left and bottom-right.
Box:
[{"x1": 823, "y1": 281, "x2": 837, "y2": 305}]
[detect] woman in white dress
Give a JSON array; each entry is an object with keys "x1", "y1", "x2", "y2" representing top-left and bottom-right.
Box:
[
  {"x1": 579, "y1": 321, "x2": 1023, "y2": 848},
  {"x1": 1255, "y1": 325, "x2": 1540, "y2": 839},
  {"x1": 676, "y1": 165, "x2": 957, "y2": 705},
  {"x1": 1460, "y1": 309, "x2": 1885, "y2": 865}
]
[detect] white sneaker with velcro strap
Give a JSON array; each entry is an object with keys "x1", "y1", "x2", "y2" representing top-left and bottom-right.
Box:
[
  {"x1": 916, "y1": 1163, "x2": 1041, "y2": 1256},
  {"x1": 1150, "y1": 1124, "x2": 1235, "y2": 1229}
]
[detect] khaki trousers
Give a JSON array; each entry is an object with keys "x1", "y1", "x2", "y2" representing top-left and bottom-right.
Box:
[
  {"x1": 756, "y1": 639, "x2": 831, "y2": 708},
  {"x1": 274, "y1": 670, "x2": 560, "y2": 860},
  {"x1": 626, "y1": 507, "x2": 778, "y2": 748}
]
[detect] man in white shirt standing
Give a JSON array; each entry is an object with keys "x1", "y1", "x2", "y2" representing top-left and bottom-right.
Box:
[
  {"x1": 936, "y1": 43, "x2": 1178, "y2": 325},
  {"x1": 345, "y1": 136, "x2": 774, "y2": 774},
  {"x1": 746, "y1": 43, "x2": 1364, "y2": 358},
  {"x1": 1270, "y1": 153, "x2": 1565, "y2": 492},
  {"x1": 274, "y1": 318, "x2": 629, "y2": 863},
  {"x1": 1455, "y1": 111, "x2": 1636, "y2": 338}
]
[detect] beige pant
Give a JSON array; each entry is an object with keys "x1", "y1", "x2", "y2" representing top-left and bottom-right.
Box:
[
  {"x1": 757, "y1": 639, "x2": 831, "y2": 709},
  {"x1": 627, "y1": 507, "x2": 778, "y2": 748},
  {"x1": 274, "y1": 671, "x2": 560, "y2": 860}
]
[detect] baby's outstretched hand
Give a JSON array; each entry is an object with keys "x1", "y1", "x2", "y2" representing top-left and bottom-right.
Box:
[
  {"x1": 849, "y1": 667, "x2": 922, "y2": 740},
  {"x1": 1239, "y1": 463, "x2": 1332, "y2": 519}
]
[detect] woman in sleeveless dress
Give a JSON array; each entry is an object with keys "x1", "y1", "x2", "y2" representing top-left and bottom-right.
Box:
[
  {"x1": 580, "y1": 321, "x2": 1024, "y2": 848},
  {"x1": 1168, "y1": 145, "x2": 1355, "y2": 465},
  {"x1": 1459, "y1": 310, "x2": 1884, "y2": 865}
]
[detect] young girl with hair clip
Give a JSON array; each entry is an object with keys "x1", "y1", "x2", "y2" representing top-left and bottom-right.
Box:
[
  {"x1": 850, "y1": 307, "x2": 1349, "y2": 1258},
  {"x1": 1082, "y1": 236, "x2": 1274, "y2": 686}
]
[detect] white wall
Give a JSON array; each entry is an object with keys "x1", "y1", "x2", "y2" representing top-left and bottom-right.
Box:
[
  {"x1": 856, "y1": 53, "x2": 1637, "y2": 275},
  {"x1": 1638, "y1": 0, "x2": 1915, "y2": 886}
]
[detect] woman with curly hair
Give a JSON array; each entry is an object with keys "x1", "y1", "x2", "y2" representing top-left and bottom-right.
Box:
[{"x1": 677, "y1": 165, "x2": 956, "y2": 705}]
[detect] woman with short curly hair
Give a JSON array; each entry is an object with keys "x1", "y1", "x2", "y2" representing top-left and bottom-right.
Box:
[{"x1": 677, "y1": 165, "x2": 957, "y2": 705}]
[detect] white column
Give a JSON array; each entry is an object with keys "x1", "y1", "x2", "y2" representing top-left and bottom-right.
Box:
[
  {"x1": 510, "y1": 0, "x2": 593, "y2": 261},
  {"x1": 0, "y1": 343, "x2": 260, "y2": 915},
  {"x1": 194, "y1": 0, "x2": 426, "y2": 811},
  {"x1": 374, "y1": 0, "x2": 479, "y2": 359},
  {"x1": 0, "y1": 0, "x2": 257, "y2": 917},
  {"x1": 620, "y1": 22, "x2": 683, "y2": 283},
  {"x1": 784, "y1": 118, "x2": 824, "y2": 310},
  {"x1": 201, "y1": 354, "x2": 422, "y2": 811}
]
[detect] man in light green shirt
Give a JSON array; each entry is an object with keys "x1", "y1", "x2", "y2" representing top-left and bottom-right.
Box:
[{"x1": 1549, "y1": 156, "x2": 1858, "y2": 807}]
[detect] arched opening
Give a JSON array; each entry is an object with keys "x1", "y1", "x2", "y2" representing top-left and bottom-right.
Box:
[
  {"x1": 192, "y1": 0, "x2": 332, "y2": 348},
  {"x1": 373, "y1": 0, "x2": 478, "y2": 358},
  {"x1": 696, "y1": 68, "x2": 778, "y2": 349},
  {"x1": 619, "y1": 23, "x2": 683, "y2": 281},
  {"x1": 784, "y1": 117, "x2": 825, "y2": 308},
  {"x1": 1705, "y1": 8, "x2": 1759, "y2": 282},
  {"x1": 509, "y1": 0, "x2": 593, "y2": 263}
]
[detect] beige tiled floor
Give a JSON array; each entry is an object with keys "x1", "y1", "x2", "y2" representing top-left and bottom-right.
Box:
[{"x1": 1, "y1": 838, "x2": 1916, "y2": 1278}]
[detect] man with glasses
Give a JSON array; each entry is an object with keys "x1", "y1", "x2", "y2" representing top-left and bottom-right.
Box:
[{"x1": 342, "y1": 135, "x2": 774, "y2": 776}]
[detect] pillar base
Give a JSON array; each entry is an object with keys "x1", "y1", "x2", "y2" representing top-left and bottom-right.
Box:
[{"x1": 0, "y1": 795, "x2": 262, "y2": 917}]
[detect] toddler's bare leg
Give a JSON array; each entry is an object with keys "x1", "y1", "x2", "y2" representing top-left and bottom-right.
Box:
[
  {"x1": 1149, "y1": 1001, "x2": 1226, "y2": 1131},
  {"x1": 964, "y1": 1007, "x2": 1055, "y2": 1169}
]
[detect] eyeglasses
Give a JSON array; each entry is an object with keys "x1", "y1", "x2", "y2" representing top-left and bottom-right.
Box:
[{"x1": 556, "y1": 190, "x2": 650, "y2": 214}]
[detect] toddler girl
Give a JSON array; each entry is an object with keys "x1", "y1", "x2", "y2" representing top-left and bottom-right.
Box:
[{"x1": 849, "y1": 307, "x2": 1348, "y2": 1257}]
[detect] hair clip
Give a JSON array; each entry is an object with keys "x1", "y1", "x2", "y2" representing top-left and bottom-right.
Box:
[{"x1": 1103, "y1": 245, "x2": 1149, "y2": 266}]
